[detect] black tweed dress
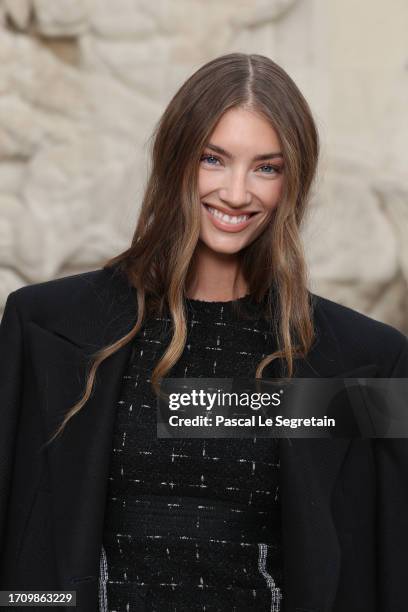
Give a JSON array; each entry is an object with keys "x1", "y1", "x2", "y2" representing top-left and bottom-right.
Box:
[{"x1": 99, "y1": 292, "x2": 284, "y2": 612}]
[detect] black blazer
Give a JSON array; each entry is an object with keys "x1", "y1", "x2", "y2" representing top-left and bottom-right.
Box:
[{"x1": 0, "y1": 265, "x2": 407, "y2": 612}]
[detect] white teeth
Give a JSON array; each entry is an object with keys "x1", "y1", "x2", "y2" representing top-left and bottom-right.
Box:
[{"x1": 206, "y1": 205, "x2": 250, "y2": 224}]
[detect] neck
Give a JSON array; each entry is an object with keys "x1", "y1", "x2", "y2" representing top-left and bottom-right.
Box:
[{"x1": 186, "y1": 242, "x2": 248, "y2": 301}]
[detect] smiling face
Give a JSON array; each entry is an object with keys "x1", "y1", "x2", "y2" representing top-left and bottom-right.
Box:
[{"x1": 198, "y1": 106, "x2": 284, "y2": 256}]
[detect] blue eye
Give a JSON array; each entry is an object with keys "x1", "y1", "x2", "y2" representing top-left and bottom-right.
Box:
[
  {"x1": 259, "y1": 164, "x2": 280, "y2": 174},
  {"x1": 200, "y1": 154, "x2": 219, "y2": 165}
]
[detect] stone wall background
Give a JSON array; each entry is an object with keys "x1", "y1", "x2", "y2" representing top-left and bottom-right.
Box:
[{"x1": 0, "y1": 0, "x2": 407, "y2": 332}]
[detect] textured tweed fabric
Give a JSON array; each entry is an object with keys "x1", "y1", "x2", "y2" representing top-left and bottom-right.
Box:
[{"x1": 100, "y1": 293, "x2": 283, "y2": 612}]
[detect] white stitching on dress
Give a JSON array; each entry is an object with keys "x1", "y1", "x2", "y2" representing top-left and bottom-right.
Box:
[
  {"x1": 98, "y1": 545, "x2": 109, "y2": 612},
  {"x1": 258, "y1": 543, "x2": 282, "y2": 612}
]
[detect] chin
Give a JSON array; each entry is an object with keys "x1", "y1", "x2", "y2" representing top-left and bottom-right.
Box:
[
  {"x1": 208, "y1": 245, "x2": 244, "y2": 256},
  {"x1": 199, "y1": 236, "x2": 250, "y2": 256}
]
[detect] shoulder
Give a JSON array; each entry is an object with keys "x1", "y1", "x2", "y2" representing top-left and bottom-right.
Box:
[
  {"x1": 310, "y1": 292, "x2": 408, "y2": 376},
  {"x1": 6, "y1": 265, "x2": 131, "y2": 324}
]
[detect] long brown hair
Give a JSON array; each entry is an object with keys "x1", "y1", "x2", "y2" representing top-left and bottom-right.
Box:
[{"x1": 48, "y1": 52, "x2": 319, "y2": 444}]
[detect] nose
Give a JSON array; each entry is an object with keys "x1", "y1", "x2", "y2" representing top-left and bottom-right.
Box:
[{"x1": 218, "y1": 169, "x2": 252, "y2": 208}]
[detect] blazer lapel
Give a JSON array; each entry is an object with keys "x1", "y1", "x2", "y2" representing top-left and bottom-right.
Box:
[
  {"x1": 279, "y1": 333, "x2": 379, "y2": 611},
  {"x1": 27, "y1": 268, "x2": 138, "y2": 608},
  {"x1": 279, "y1": 436, "x2": 348, "y2": 612}
]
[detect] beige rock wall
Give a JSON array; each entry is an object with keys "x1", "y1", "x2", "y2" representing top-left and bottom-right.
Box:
[{"x1": 0, "y1": 0, "x2": 407, "y2": 332}]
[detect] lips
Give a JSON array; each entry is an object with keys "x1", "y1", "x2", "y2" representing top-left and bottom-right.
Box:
[
  {"x1": 202, "y1": 202, "x2": 259, "y2": 233},
  {"x1": 203, "y1": 202, "x2": 259, "y2": 218}
]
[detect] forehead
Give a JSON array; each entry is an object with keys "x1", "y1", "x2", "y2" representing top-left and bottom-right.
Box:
[{"x1": 208, "y1": 107, "x2": 281, "y2": 151}]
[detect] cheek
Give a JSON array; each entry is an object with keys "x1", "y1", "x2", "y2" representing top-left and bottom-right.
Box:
[
  {"x1": 260, "y1": 180, "x2": 283, "y2": 214},
  {"x1": 197, "y1": 170, "x2": 213, "y2": 198}
]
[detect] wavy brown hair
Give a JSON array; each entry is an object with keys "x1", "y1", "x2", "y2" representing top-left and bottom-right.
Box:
[{"x1": 48, "y1": 52, "x2": 319, "y2": 444}]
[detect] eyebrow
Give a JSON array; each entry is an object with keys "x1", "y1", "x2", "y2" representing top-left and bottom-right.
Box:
[{"x1": 206, "y1": 142, "x2": 283, "y2": 161}]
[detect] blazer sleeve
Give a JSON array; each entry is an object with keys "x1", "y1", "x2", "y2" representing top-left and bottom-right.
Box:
[
  {"x1": 375, "y1": 335, "x2": 408, "y2": 610},
  {"x1": 0, "y1": 291, "x2": 24, "y2": 563}
]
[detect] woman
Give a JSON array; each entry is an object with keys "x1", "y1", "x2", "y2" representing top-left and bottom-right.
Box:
[{"x1": 0, "y1": 53, "x2": 407, "y2": 612}]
